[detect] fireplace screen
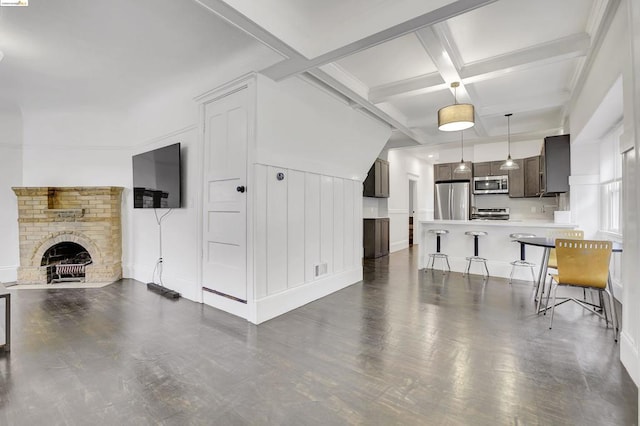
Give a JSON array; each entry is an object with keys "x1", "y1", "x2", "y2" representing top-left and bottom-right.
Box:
[{"x1": 41, "y1": 242, "x2": 92, "y2": 283}]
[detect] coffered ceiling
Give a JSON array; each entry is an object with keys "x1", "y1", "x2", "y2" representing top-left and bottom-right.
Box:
[{"x1": 0, "y1": 0, "x2": 620, "y2": 153}]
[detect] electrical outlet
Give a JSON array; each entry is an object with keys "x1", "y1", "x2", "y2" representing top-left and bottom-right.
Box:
[{"x1": 315, "y1": 263, "x2": 328, "y2": 277}]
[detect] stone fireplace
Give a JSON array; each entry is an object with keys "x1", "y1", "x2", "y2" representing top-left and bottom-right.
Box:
[{"x1": 12, "y1": 187, "x2": 124, "y2": 284}]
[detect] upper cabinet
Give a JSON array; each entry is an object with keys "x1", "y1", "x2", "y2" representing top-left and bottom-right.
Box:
[
  {"x1": 508, "y1": 159, "x2": 524, "y2": 198},
  {"x1": 473, "y1": 161, "x2": 505, "y2": 177},
  {"x1": 542, "y1": 134, "x2": 570, "y2": 193},
  {"x1": 523, "y1": 156, "x2": 541, "y2": 197},
  {"x1": 363, "y1": 158, "x2": 389, "y2": 198},
  {"x1": 434, "y1": 162, "x2": 472, "y2": 181}
]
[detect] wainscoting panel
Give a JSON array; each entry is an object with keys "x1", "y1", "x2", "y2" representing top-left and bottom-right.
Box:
[
  {"x1": 266, "y1": 166, "x2": 288, "y2": 295},
  {"x1": 254, "y1": 164, "x2": 362, "y2": 300},
  {"x1": 320, "y1": 175, "x2": 334, "y2": 277},
  {"x1": 287, "y1": 169, "x2": 306, "y2": 289},
  {"x1": 333, "y1": 177, "x2": 345, "y2": 274}
]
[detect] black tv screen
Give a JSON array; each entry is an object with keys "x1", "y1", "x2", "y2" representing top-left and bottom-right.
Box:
[{"x1": 132, "y1": 143, "x2": 181, "y2": 208}]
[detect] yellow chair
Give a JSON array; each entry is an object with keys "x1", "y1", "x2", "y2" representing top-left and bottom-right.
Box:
[
  {"x1": 546, "y1": 229, "x2": 584, "y2": 269},
  {"x1": 547, "y1": 239, "x2": 618, "y2": 342},
  {"x1": 535, "y1": 229, "x2": 584, "y2": 309}
]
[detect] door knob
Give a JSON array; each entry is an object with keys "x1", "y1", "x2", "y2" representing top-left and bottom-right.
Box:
[{"x1": 236, "y1": 186, "x2": 246, "y2": 193}]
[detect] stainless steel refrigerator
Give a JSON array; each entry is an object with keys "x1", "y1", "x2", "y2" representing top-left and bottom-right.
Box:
[{"x1": 434, "y1": 181, "x2": 470, "y2": 220}]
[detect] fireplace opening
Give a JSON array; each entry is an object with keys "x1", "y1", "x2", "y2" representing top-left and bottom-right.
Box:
[{"x1": 41, "y1": 242, "x2": 92, "y2": 283}]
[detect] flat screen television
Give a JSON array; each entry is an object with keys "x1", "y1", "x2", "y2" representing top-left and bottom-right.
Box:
[{"x1": 132, "y1": 143, "x2": 181, "y2": 208}]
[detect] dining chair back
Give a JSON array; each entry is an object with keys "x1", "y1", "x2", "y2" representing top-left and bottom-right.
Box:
[
  {"x1": 548, "y1": 239, "x2": 617, "y2": 341},
  {"x1": 547, "y1": 229, "x2": 584, "y2": 269}
]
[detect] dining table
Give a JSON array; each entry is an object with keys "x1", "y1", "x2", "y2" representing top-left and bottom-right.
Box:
[{"x1": 514, "y1": 236, "x2": 623, "y2": 315}]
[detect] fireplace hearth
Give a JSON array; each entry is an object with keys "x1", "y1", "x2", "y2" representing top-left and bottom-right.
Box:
[{"x1": 12, "y1": 187, "x2": 123, "y2": 284}]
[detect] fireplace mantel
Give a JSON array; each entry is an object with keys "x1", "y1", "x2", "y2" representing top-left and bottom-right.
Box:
[{"x1": 12, "y1": 186, "x2": 124, "y2": 284}]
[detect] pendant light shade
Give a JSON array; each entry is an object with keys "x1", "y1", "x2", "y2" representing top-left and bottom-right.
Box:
[
  {"x1": 500, "y1": 113, "x2": 519, "y2": 171},
  {"x1": 453, "y1": 131, "x2": 468, "y2": 174},
  {"x1": 438, "y1": 82, "x2": 475, "y2": 132}
]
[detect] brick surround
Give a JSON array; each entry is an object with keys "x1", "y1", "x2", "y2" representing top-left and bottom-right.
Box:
[{"x1": 12, "y1": 187, "x2": 124, "y2": 284}]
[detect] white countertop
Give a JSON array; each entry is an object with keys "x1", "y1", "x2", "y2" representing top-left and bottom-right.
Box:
[{"x1": 419, "y1": 219, "x2": 577, "y2": 228}]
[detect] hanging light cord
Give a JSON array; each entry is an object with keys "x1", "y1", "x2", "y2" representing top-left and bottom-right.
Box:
[{"x1": 506, "y1": 113, "x2": 512, "y2": 157}]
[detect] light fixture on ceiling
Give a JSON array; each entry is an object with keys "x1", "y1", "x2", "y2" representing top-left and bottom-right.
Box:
[
  {"x1": 453, "y1": 131, "x2": 469, "y2": 174},
  {"x1": 499, "y1": 113, "x2": 519, "y2": 171},
  {"x1": 438, "y1": 82, "x2": 475, "y2": 132}
]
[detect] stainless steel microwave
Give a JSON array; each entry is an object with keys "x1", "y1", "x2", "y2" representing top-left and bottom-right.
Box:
[{"x1": 473, "y1": 175, "x2": 509, "y2": 194}]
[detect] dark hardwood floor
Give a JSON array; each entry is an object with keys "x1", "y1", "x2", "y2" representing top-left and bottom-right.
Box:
[{"x1": 0, "y1": 247, "x2": 636, "y2": 425}]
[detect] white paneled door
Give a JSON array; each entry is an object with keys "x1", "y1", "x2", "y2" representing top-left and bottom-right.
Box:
[{"x1": 202, "y1": 88, "x2": 248, "y2": 302}]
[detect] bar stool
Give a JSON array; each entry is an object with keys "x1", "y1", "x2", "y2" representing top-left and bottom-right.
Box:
[
  {"x1": 427, "y1": 229, "x2": 451, "y2": 272},
  {"x1": 464, "y1": 231, "x2": 489, "y2": 278},
  {"x1": 509, "y1": 233, "x2": 537, "y2": 284}
]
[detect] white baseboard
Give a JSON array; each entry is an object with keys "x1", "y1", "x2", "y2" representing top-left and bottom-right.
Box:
[
  {"x1": 390, "y1": 240, "x2": 409, "y2": 253},
  {"x1": 202, "y1": 290, "x2": 250, "y2": 320},
  {"x1": 128, "y1": 266, "x2": 201, "y2": 303},
  {"x1": 620, "y1": 331, "x2": 639, "y2": 386},
  {"x1": 0, "y1": 265, "x2": 17, "y2": 283},
  {"x1": 253, "y1": 267, "x2": 362, "y2": 324}
]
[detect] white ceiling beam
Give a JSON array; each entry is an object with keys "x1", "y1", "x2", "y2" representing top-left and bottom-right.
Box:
[
  {"x1": 193, "y1": 0, "x2": 301, "y2": 60},
  {"x1": 566, "y1": 0, "x2": 621, "y2": 117},
  {"x1": 260, "y1": 0, "x2": 500, "y2": 81},
  {"x1": 372, "y1": 33, "x2": 590, "y2": 103},
  {"x1": 369, "y1": 73, "x2": 446, "y2": 103},
  {"x1": 461, "y1": 33, "x2": 591, "y2": 85},
  {"x1": 415, "y1": 24, "x2": 489, "y2": 138}
]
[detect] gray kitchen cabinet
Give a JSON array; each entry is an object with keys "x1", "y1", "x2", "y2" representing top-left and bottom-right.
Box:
[
  {"x1": 542, "y1": 134, "x2": 570, "y2": 193},
  {"x1": 434, "y1": 162, "x2": 472, "y2": 181},
  {"x1": 434, "y1": 163, "x2": 452, "y2": 181},
  {"x1": 508, "y1": 159, "x2": 525, "y2": 197},
  {"x1": 363, "y1": 218, "x2": 389, "y2": 259},
  {"x1": 524, "y1": 156, "x2": 541, "y2": 197},
  {"x1": 473, "y1": 161, "x2": 505, "y2": 177},
  {"x1": 363, "y1": 158, "x2": 390, "y2": 198}
]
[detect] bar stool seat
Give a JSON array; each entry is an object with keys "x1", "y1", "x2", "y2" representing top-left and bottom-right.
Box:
[
  {"x1": 464, "y1": 231, "x2": 489, "y2": 278},
  {"x1": 509, "y1": 233, "x2": 537, "y2": 284},
  {"x1": 427, "y1": 229, "x2": 451, "y2": 272}
]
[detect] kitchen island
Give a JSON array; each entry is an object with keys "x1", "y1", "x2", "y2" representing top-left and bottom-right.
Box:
[{"x1": 418, "y1": 220, "x2": 577, "y2": 279}]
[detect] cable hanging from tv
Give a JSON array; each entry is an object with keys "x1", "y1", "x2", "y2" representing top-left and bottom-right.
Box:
[{"x1": 147, "y1": 208, "x2": 180, "y2": 299}]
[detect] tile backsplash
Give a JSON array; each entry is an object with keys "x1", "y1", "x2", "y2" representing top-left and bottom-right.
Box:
[{"x1": 473, "y1": 193, "x2": 559, "y2": 220}]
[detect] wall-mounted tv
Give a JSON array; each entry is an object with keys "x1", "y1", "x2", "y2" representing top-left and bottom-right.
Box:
[{"x1": 132, "y1": 143, "x2": 181, "y2": 208}]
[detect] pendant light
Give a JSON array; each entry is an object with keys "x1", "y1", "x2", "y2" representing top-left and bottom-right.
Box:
[
  {"x1": 453, "y1": 131, "x2": 469, "y2": 174},
  {"x1": 438, "y1": 82, "x2": 475, "y2": 131},
  {"x1": 499, "y1": 113, "x2": 519, "y2": 171}
]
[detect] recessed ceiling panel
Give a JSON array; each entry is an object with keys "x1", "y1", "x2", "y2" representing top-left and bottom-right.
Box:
[
  {"x1": 390, "y1": 89, "x2": 454, "y2": 126},
  {"x1": 481, "y1": 108, "x2": 565, "y2": 137},
  {"x1": 335, "y1": 34, "x2": 438, "y2": 87},
  {"x1": 448, "y1": 0, "x2": 595, "y2": 64},
  {"x1": 471, "y1": 59, "x2": 580, "y2": 110}
]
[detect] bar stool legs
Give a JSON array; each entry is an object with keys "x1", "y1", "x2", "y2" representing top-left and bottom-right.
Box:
[
  {"x1": 427, "y1": 229, "x2": 450, "y2": 273},
  {"x1": 464, "y1": 231, "x2": 489, "y2": 278},
  {"x1": 508, "y1": 233, "x2": 537, "y2": 284}
]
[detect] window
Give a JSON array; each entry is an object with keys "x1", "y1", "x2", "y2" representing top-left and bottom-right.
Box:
[{"x1": 599, "y1": 123, "x2": 623, "y2": 235}]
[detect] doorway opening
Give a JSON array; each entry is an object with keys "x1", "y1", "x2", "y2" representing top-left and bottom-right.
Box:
[{"x1": 409, "y1": 179, "x2": 417, "y2": 246}]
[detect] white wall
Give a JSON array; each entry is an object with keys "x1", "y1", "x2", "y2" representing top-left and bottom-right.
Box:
[
  {"x1": 0, "y1": 105, "x2": 23, "y2": 282},
  {"x1": 255, "y1": 75, "x2": 391, "y2": 180},
  {"x1": 386, "y1": 149, "x2": 431, "y2": 253},
  {"x1": 621, "y1": 0, "x2": 640, "y2": 388},
  {"x1": 436, "y1": 139, "x2": 543, "y2": 164},
  {"x1": 570, "y1": 0, "x2": 640, "y2": 387},
  {"x1": 248, "y1": 75, "x2": 390, "y2": 322}
]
